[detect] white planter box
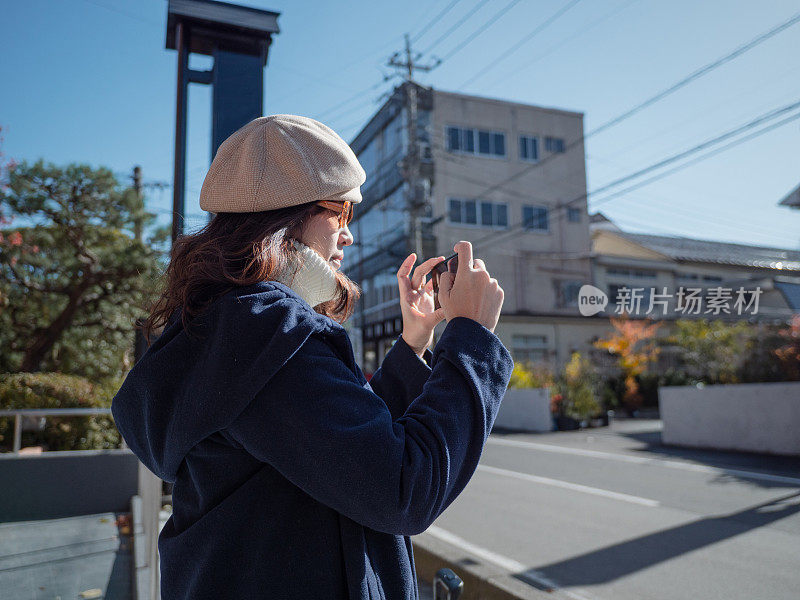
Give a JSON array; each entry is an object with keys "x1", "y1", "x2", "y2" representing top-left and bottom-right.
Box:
[
  {"x1": 659, "y1": 381, "x2": 800, "y2": 456},
  {"x1": 493, "y1": 388, "x2": 553, "y2": 432}
]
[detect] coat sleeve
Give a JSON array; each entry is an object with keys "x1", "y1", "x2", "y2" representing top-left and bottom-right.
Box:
[
  {"x1": 224, "y1": 316, "x2": 514, "y2": 536},
  {"x1": 366, "y1": 334, "x2": 434, "y2": 420}
]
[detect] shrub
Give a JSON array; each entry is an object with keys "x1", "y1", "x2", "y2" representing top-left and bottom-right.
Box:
[
  {"x1": 509, "y1": 361, "x2": 554, "y2": 389},
  {"x1": 555, "y1": 352, "x2": 602, "y2": 421},
  {"x1": 0, "y1": 372, "x2": 123, "y2": 451},
  {"x1": 593, "y1": 316, "x2": 661, "y2": 411}
]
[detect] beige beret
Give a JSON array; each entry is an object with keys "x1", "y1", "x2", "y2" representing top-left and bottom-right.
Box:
[{"x1": 199, "y1": 114, "x2": 366, "y2": 213}]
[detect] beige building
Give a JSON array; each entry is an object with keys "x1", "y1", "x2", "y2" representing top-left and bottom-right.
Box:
[
  {"x1": 344, "y1": 81, "x2": 602, "y2": 372},
  {"x1": 591, "y1": 213, "x2": 800, "y2": 323},
  {"x1": 342, "y1": 81, "x2": 800, "y2": 374}
]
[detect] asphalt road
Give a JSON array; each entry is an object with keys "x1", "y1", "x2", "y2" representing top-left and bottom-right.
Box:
[{"x1": 425, "y1": 418, "x2": 800, "y2": 600}]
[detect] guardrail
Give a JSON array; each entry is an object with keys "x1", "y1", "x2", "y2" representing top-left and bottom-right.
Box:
[
  {"x1": 0, "y1": 408, "x2": 164, "y2": 598},
  {"x1": 0, "y1": 408, "x2": 126, "y2": 453},
  {"x1": 136, "y1": 462, "x2": 164, "y2": 600}
]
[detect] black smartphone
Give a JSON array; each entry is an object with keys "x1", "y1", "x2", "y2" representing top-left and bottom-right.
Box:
[{"x1": 431, "y1": 252, "x2": 459, "y2": 310}]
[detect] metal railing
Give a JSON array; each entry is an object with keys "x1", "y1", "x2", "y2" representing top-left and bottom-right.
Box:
[
  {"x1": 0, "y1": 408, "x2": 163, "y2": 598},
  {"x1": 0, "y1": 408, "x2": 125, "y2": 453},
  {"x1": 433, "y1": 568, "x2": 463, "y2": 599},
  {"x1": 137, "y1": 462, "x2": 164, "y2": 600}
]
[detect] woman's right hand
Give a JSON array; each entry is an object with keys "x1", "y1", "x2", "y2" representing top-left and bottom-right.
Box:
[{"x1": 437, "y1": 240, "x2": 504, "y2": 333}]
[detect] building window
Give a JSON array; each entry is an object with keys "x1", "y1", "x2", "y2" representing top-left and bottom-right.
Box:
[
  {"x1": 448, "y1": 198, "x2": 461, "y2": 223},
  {"x1": 464, "y1": 199, "x2": 477, "y2": 224},
  {"x1": 497, "y1": 203, "x2": 508, "y2": 227},
  {"x1": 545, "y1": 136, "x2": 565, "y2": 153},
  {"x1": 607, "y1": 267, "x2": 656, "y2": 278},
  {"x1": 567, "y1": 207, "x2": 581, "y2": 222},
  {"x1": 512, "y1": 334, "x2": 548, "y2": 364},
  {"x1": 446, "y1": 126, "x2": 506, "y2": 158},
  {"x1": 448, "y1": 198, "x2": 477, "y2": 225},
  {"x1": 519, "y1": 135, "x2": 539, "y2": 162},
  {"x1": 478, "y1": 131, "x2": 491, "y2": 154},
  {"x1": 676, "y1": 272, "x2": 699, "y2": 281},
  {"x1": 449, "y1": 198, "x2": 508, "y2": 228},
  {"x1": 447, "y1": 127, "x2": 460, "y2": 151},
  {"x1": 556, "y1": 280, "x2": 582, "y2": 307},
  {"x1": 481, "y1": 201, "x2": 492, "y2": 226},
  {"x1": 522, "y1": 205, "x2": 549, "y2": 231},
  {"x1": 479, "y1": 201, "x2": 509, "y2": 228},
  {"x1": 493, "y1": 133, "x2": 505, "y2": 156}
]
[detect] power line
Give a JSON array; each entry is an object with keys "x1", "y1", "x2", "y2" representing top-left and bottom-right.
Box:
[
  {"x1": 419, "y1": 0, "x2": 490, "y2": 56},
  {"x1": 425, "y1": 89, "x2": 800, "y2": 234},
  {"x1": 464, "y1": 98, "x2": 800, "y2": 250},
  {"x1": 438, "y1": 9, "x2": 800, "y2": 211},
  {"x1": 589, "y1": 9, "x2": 800, "y2": 139},
  {"x1": 600, "y1": 184, "x2": 795, "y2": 242},
  {"x1": 459, "y1": 0, "x2": 583, "y2": 87},
  {"x1": 478, "y1": 0, "x2": 641, "y2": 90},
  {"x1": 424, "y1": 97, "x2": 800, "y2": 249},
  {"x1": 591, "y1": 109, "x2": 800, "y2": 207},
  {"x1": 411, "y1": 0, "x2": 462, "y2": 43},
  {"x1": 590, "y1": 99, "x2": 800, "y2": 200},
  {"x1": 585, "y1": 154, "x2": 790, "y2": 239},
  {"x1": 438, "y1": 0, "x2": 525, "y2": 62},
  {"x1": 603, "y1": 64, "x2": 800, "y2": 161},
  {"x1": 314, "y1": 79, "x2": 392, "y2": 121}
]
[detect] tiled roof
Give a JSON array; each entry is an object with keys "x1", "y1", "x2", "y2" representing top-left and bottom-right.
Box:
[
  {"x1": 775, "y1": 282, "x2": 800, "y2": 309},
  {"x1": 618, "y1": 232, "x2": 800, "y2": 271}
]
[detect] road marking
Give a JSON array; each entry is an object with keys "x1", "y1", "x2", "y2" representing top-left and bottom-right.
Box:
[
  {"x1": 486, "y1": 437, "x2": 800, "y2": 486},
  {"x1": 477, "y1": 464, "x2": 661, "y2": 507},
  {"x1": 425, "y1": 525, "x2": 596, "y2": 600}
]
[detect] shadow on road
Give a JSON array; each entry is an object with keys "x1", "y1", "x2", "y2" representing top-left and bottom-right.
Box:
[{"x1": 513, "y1": 490, "x2": 800, "y2": 588}]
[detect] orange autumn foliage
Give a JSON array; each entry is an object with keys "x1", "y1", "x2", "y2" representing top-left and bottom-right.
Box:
[{"x1": 594, "y1": 315, "x2": 662, "y2": 409}]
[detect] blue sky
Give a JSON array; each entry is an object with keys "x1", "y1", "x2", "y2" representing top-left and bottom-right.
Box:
[{"x1": 2, "y1": 0, "x2": 799, "y2": 248}]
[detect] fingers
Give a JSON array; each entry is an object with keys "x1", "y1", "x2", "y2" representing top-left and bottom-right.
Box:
[
  {"x1": 410, "y1": 255, "x2": 446, "y2": 290},
  {"x1": 438, "y1": 270, "x2": 454, "y2": 295},
  {"x1": 473, "y1": 258, "x2": 486, "y2": 272},
  {"x1": 396, "y1": 253, "x2": 418, "y2": 293},
  {"x1": 397, "y1": 253, "x2": 415, "y2": 278},
  {"x1": 454, "y1": 241, "x2": 473, "y2": 279}
]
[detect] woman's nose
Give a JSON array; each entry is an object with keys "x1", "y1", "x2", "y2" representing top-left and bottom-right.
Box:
[{"x1": 341, "y1": 224, "x2": 354, "y2": 246}]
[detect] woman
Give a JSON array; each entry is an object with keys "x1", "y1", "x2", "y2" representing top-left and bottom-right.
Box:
[{"x1": 112, "y1": 114, "x2": 513, "y2": 600}]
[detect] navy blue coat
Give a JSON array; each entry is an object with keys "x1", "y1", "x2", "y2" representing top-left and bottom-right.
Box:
[{"x1": 111, "y1": 280, "x2": 514, "y2": 599}]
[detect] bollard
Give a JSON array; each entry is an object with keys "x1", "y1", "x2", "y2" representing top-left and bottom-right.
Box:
[{"x1": 433, "y1": 567, "x2": 463, "y2": 600}]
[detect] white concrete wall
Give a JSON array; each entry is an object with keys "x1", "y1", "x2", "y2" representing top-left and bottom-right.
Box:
[
  {"x1": 493, "y1": 388, "x2": 553, "y2": 432},
  {"x1": 659, "y1": 382, "x2": 800, "y2": 456}
]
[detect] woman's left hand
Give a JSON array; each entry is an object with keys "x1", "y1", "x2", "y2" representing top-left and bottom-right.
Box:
[{"x1": 397, "y1": 252, "x2": 447, "y2": 356}]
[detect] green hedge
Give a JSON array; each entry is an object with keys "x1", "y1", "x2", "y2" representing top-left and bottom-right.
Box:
[{"x1": 0, "y1": 372, "x2": 123, "y2": 451}]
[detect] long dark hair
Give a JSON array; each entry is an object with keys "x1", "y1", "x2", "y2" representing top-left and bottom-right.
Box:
[{"x1": 139, "y1": 202, "x2": 361, "y2": 343}]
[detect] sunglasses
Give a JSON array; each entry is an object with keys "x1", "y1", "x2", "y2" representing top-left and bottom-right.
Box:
[{"x1": 317, "y1": 200, "x2": 354, "y2": 228}]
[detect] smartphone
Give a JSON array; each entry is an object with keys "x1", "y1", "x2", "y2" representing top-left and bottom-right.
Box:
[{"x1": 431, "y1": 252, "x2": 459, "y2": 310}]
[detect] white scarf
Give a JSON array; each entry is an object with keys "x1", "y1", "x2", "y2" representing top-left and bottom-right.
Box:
[{"x1": 273, "y1": 239, "x2": 339, "y2": 308}]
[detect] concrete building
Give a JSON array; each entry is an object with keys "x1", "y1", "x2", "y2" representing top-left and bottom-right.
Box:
[
  {"x1": 342, "y1": 81, "x2": 598, "y2": 374},
  {"x1": 340, "y1": 81, "x2": 800, "y2": 374},
  {"x1": 590, "y1": 213, "x2": 800, "y2": 324}
]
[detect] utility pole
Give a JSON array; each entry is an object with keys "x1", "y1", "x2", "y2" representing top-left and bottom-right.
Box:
[
  {"x1": 387, "y1": 34, "x2": 440, "y2": 261},
  {"x1": 132, "y1": 166, "x2": 143, "y2": 243}
]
